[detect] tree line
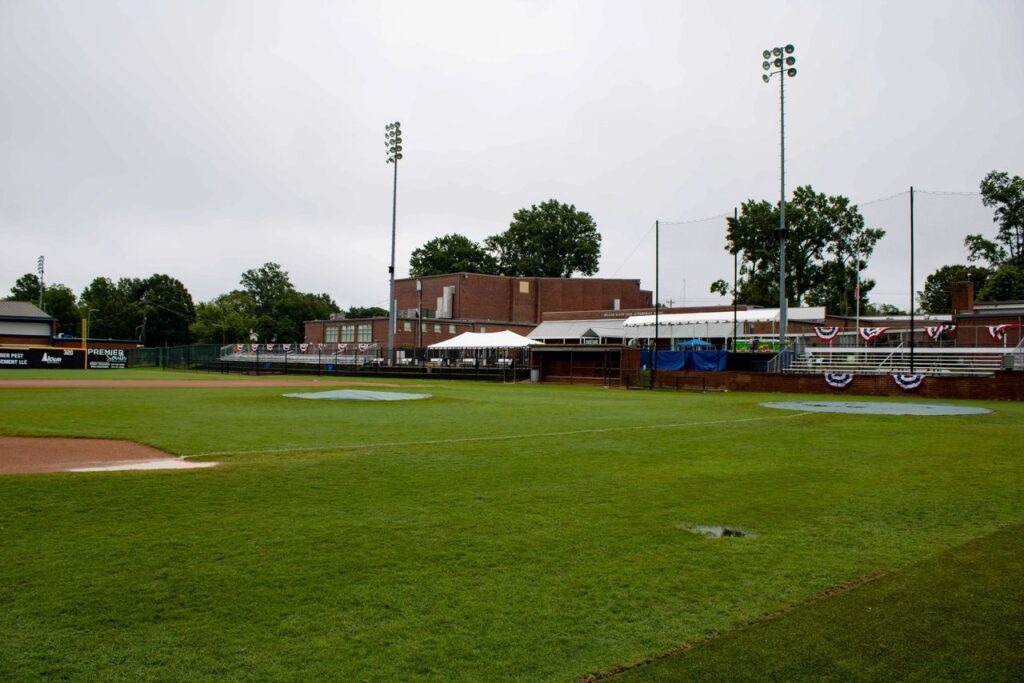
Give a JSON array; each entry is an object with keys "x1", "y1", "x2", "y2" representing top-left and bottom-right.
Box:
[
  {"x1": 5, "y1": 263, "x2": 357, "y2": 346},
  {"x1": 8, "y1": 173, "x2": 1019, "y2": 345},
  {"x1": 918, "y1": 170, "x2": 1024, "y2": 312}
]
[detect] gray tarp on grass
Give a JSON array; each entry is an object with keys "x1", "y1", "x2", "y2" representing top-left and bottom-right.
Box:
[
  {"x1": 284, "y1": 390, "x2": 431, "y2": 401},
  {"x1": 761, "y1": 401, "x2": 990, "y2": 416}
]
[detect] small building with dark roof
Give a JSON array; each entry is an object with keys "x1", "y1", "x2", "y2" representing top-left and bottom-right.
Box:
[{"x1": 0, "y1": 301, "x2": 57, "y2": 346}]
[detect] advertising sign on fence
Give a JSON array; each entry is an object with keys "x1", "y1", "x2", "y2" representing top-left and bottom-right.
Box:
[{"x1": 0, "y1": 348, "x2": 128, "y2": 369}]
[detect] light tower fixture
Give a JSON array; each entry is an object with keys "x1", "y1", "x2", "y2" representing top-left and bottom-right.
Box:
[
  {"x1": 762, "y1": 44, "x2": 796, "y2": 351},
  {"x1": 385, "y1": 121, "x2": 403, "y2": 366},
  {"x1": 37, "y1": 255, "x2": 45, "y2": 308}
]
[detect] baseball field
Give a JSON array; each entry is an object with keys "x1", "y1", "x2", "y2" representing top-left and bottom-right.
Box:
[{"x1": 1, "y1": 369, "x2": 1021, "y2": 681}]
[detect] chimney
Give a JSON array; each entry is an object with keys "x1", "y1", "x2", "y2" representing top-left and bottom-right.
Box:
[{"x1": 951, "y1": 281, "x2": 975, "y2": 314}]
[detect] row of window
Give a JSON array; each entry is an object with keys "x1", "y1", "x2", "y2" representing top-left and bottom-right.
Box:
[
  {"x1": 324, "y1": 324, "x2": 372, "y2": 343},
  {"x1": 324, "y1": 322, "x2": 488, "y2": 342}
]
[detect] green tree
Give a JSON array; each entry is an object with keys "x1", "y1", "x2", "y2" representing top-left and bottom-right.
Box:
[
  {"x1": 344, "y1": 306, "x2": 389, "y2": 319},
  {"x1": 43, "y1": 285, "x2": 81, "y2": 334},
  {"x1": 918, "y1": 264, "x2": 991, "y2": 314},
  {"x1": 409, "y1": 234, "x2": 498, "y2": 277},
  {"x1": 236, "y1": 263, "x2": 339, "y2": 342},
  {"x1": 137, "y1": 274, "x2": 195, "y2": 346},
  {"x1": 978, "y1": 170, "x2": 1024, "y2": 266},
  {"x1": 714, "y1": 187, "x2": 883, "y2": 312},
  {"x1": 80, "y1": 277, "x2": 137, "y2": 340},
  {"x1": 79, "y1": 274, "x2": 195, "y2": 344},
  {"x1": 241, "y1": 262, "x2": 294, "y2": 316},
  {"x1": 977, "y1": 263, "x2": 1024, "y2": 302},
  {"x1": 7, "y1": 273, "x2": 42, "y2": 303},
  {"x1": 485, "y1": 199, "x2": 601, "y2": 278},
  {"x1": 190, "y1": 291, "x2": 257, "y2": 344}
]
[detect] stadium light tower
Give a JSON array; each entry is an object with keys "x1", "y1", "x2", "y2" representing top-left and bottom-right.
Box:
[
  {"x1": 385, "y1": 121, "x2": 403, "y2": 366},
  {"x1": 762, "y1": 44, "x2": 796, "y2": 350}
]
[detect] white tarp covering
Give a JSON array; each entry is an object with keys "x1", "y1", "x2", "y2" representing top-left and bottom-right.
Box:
[
  {"x1": 428, "y1": 330, "x2": 541, "y2": 350},
  {"x1": 621, "y1": 307, "x2": 826, "y2": 328},
  {"x1": 620, "y1": 307, "x2": 826, "y2": 340}
]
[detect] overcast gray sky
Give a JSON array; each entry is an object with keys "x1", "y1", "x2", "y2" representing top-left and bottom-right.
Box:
[{"x1": 2, "y1": 0, "x2": 1022, "y2": 311}]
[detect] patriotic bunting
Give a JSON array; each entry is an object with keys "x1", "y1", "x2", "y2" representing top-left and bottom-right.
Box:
[
  {"x1": 357, "y1": 343, "x2": 369, "y2": 353},
  {"x1": 859, "y1": 327, "x2": 889, "y2": 342},
  {"x1": 250, "y1": 344, "x2": 260, "y2": 353},
  {"x1": 282, "y1": 344, "x2": 291, "y2": 352},
  {"x1": 814, "y1": 326, "x2": 841, "y2": 342},
  {"x1": 233, "y1": 344, "x2": 242, "y2": 353},
  {"x1": 893, "y1": 373, "x2": 925, "y2": 391},
  {"x1": 824, "y1": 372, "x2": 854, "y2": 389},
  {"x1": 316, "y1": 343, "x2": 324, "y2": 351},
  {"x1": 265, "y1": 343, "x2": 275, "y2": 352},
  {"x1": 987, "y1": 324, "x2": 1018, "y2": 341},
  {"x1": 300, "y1": 343, "x2": 309, "y2": 352},
  {"x1": 337, "y1": 343, "x2": 347, "y2": 352},
  {"x1": 925, "y1": 324, "x2": 956, "y2": 340}
]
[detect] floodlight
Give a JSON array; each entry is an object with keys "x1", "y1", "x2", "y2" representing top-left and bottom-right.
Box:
[
  {"x1": 763, "y1": 49, "x2": 772, "y2": 59},
  {"x1": 774, "y1": 58, "x2": 782, "y2": 67},
  {"x1": 772, "y1": 47, "x2": 781, "y2": 56},
  {"x1": 786, "y1": 56, "x2": 795, "y2": 66},
  {"x1": 763, "y1": 74, "x2": 770, "y2": 83},
  {"x1": 788, "y1": 68, "x2": 797, "y2": 77},
  {"x1": 763, "y1": 61, "x2": 771, "y2": 70},
  {"x1": 784, "y1": 44, "x2": 794, "y2": 54}
]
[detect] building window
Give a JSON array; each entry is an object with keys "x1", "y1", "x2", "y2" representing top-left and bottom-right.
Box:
[
  {"x1": 325, "y1": 326, "x2": 339, "y2": 343},
  {"x1": 519, "y1": 280, "x2": 529, "y2": 294},
  {"x1": 403, "y1": 321, "x2": 412, "y2": 332},
  {"x1": 340, "y1": 325, "x2": 355, "y2": 342},
  {"x1": 357, "y1": 324, "x2": 372, "y2": 342},
  {"x1": 479, "y1": 326, "x2": 487, "y2": 333},
  {"x1": 448, "y1": 324, "x2": 456, "y2": 333},
  {"x1": 433, "y1": 324, "x2": 442, "y2": 333},
  {"x1": 421, "y1": 323, "x2": 426, "y2": 332}
]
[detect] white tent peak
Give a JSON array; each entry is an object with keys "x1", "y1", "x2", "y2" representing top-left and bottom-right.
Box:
[{"x1": 427, "y1": 330, "x2": 542, "y2": 349}]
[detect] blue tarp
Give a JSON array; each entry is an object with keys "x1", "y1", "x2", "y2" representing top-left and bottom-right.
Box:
[
  {"x1": 641, "y1": 350, "x2": 728, "y2": 372},
  {"x1": 676, "y1": 339, "x2": 715, "y2": 349}
]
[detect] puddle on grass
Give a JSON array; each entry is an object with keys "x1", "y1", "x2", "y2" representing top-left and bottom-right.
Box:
[{"x1": 681, "y1": 524, "x2": 758, "y2": 538}]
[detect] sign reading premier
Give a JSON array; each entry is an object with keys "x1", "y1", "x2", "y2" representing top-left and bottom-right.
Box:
[{"x1": 0, "y1": 348, "x2": 128, "y2": 370}]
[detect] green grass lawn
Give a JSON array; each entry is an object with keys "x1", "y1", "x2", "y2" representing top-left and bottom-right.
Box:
[{"x1": 1, "y1": 371, "x2": 1022, "y2": 681}]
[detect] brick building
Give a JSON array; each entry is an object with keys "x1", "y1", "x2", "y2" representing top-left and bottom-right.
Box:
[{"x1": 304, "y1": 273, "x2": 652, "y2": 352}]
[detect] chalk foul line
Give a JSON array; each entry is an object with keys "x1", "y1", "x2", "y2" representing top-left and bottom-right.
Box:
[{"x1": 184, "y1": 411, "x2": 813, "y2": 459}]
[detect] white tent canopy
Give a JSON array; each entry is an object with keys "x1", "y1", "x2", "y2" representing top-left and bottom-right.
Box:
[
  {"x1": 620, "y1": 307, "x2": 826, "y2": 340},
  {"x1": 622, "y1": 307, "x2": 825, "y2": 328},
  {"x1": 428, "y1": 330, "x2": 541, "y2": 350}
]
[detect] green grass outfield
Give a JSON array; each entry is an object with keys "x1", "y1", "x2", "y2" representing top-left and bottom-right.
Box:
[{"x1": 1, "y1": 370, "x2": 1022, "y2": 681}]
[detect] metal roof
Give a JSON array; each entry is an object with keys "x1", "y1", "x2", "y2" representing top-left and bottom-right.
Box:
[{"x1": 0, "y1": 301, "x2": 54, "y2": 320}]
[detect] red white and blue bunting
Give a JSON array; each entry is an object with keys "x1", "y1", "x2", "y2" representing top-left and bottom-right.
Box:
[
  {"x1": 265, "y1": 343, "x2": 275, "y2": 352},
  {"x1": 925, "y1": 324, "x2": 956, "y2": 340},
  {"x1": 300, "y1": 343, "x2": 309, "y2": 352},
  {"x1": 859, "y1": 327, "x2": 889, "y2": 342},
  {"x1": 250, "y1": 344, "x2": 260, "y2": 353},
  {"x1": 814, "y1": 326, "x2": 841, "y2": 342},
  {"x1": 987, "y1": 323, "x2": 1019, "y2": 342},
  {"x1": 282, "y1": 344, "x2": 291, "y2": 352},
  {"x1": 824, "y1": 372, "x2": 854, "y2": 389},
  {"x1": 233, "y1": 344, "x2": 242, "y2": 353},
  {"x1": 357, "y1": 343, "x2": 370, "y2": 352},
  {"x1": 892, "y1": 373, "x2": 925, "y2": 391},
  {"x1": 336, "y1": 343, "x2": 348, "y2": 352}
]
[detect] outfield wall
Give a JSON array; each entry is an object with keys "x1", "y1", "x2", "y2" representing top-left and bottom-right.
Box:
[{"x1": 646, "y1": 370, "x2": 1024, "y2": 401}]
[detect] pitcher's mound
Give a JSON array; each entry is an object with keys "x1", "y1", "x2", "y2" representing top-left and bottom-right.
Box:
[{"x1": 0, "y1": 436, "x2": 217, "y2": 475}]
